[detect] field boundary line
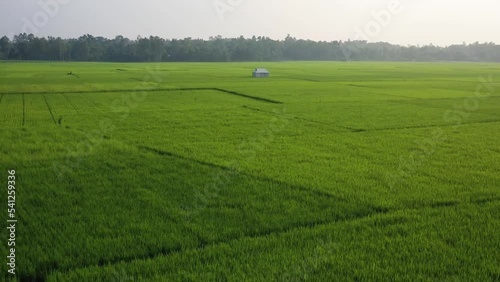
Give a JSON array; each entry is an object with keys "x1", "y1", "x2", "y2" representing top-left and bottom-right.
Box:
[
  {"x1": 22, "y1": 94, "x2": 25, "y2": 127},
  {"x1": 42, "y1": 94, "x2": 57, "y2": 125},
  {"x1": 240, "y1": 105, "x2": 365, "y2": 133},
  {"x1": 211, "y1": 88, "x2": 283, "y2": 104},
  {"x1": 293, "y1": 77, "x2": 322, "y2": 82},
  {"x1": 138, "y1": 146, "x2": 230, "y2": 170},
  {"x1": 138, "y1": 145, "x2": 339, "y2": 200},
  {"x1": 241, "y1": 104, "x2": 500, "y2": 132},
  {"x1": 47, "y1": 206, "x2": 389, "y2": 279},
  {"x1": 0, "y1": 88, "x2": 283, "y2": 104},
  {"x1": 346, "y1": 84, "x2": 422, "y2": 98},
  {"x1": 388, "y1": 94, "x2": 500, "y2": 103},
  {"x1": 63, "y1": 93, "x2": 79, "y2": 113},
  {"x1": 387, "y1": 100, "x2": 500, "y2": 120},
  {"x1": 48, "y1": 195, "x2": 500, "y2": 278},
  {"x1": 239, "y1": 105, "x2": 498, "y2": 133},
  {"x1": 411, "y1": 94, "x2": 500, "y2": 101},
  {"x1": 242, "y1": 105, "x2": 331, "y2": 125},
  {"x1": 83, "y1": 96, "x2": 105, "y2": 113},
  {"x1": 354, "y1": 119, "x2": 500, "y2": 133},
  {"x1": 366, "y1": 90, "x2": 423, "y2": 100}
]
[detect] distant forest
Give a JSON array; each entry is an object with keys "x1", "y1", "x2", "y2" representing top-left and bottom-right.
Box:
[{"x1": 1, "y1": 33, "x2": 500, "y2": 62}]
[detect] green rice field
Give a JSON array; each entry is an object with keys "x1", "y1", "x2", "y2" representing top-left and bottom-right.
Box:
[{"x1": 0, "y1": 61, "x2": 499, "y2": 281}]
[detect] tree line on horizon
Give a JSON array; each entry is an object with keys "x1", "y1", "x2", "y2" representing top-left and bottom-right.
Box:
[{"x1": 1, "y1": 33, "x2": 499, "y2": 62}]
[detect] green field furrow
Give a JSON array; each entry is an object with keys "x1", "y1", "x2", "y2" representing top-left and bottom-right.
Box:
[
  {"x1": 43, "y1": 94, "x2": 80, "y2": 117},
  {"x1": 62, "y1": 93, "x2": 108, "y2": 114}
]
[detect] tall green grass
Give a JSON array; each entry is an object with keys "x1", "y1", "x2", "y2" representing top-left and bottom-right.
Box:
[{"x1": 0, "y1": 61, "x2": 499, "y2": 281}]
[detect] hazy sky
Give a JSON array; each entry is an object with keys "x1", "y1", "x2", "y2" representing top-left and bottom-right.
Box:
[{"x1": 1, "y1": 0, "x2": 500, "y2": 46}]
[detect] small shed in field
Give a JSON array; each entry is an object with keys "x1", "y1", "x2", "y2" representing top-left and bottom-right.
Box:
[{"x1": 252, "y1": 68, "x2": 270, "y2": 78}]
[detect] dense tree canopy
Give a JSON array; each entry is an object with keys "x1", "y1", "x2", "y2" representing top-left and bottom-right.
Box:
[{"x1": 1, "y1": 33, "x2": 499, "y2": 62}]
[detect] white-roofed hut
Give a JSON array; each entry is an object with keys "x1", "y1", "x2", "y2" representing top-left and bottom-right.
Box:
[{"x1": 252, "y1": 68, "x2": 270, "y2": 78}]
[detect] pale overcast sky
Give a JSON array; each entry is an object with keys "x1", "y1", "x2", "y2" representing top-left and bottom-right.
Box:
[{"x1": 1, "y1": 0, "x2": 499, "y2": 46}]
